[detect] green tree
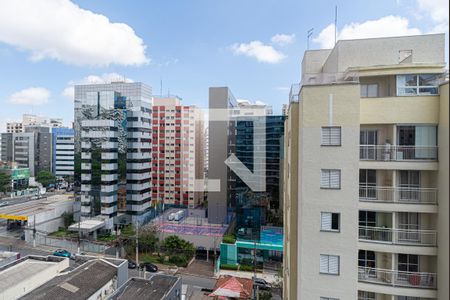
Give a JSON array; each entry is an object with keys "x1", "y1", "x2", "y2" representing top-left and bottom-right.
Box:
[
  {"x1": 0, "y1": 173, "x2": 11, "y2": 193},
  {"x1": 162, "y1": 235, "x2": 195, "y2": 257},
  {"x1": 36, "y1": 170, "x2": 56, "y2": 187},
  {"x1": 62, "y1": 212, "x2": 74, "y2": 228}
]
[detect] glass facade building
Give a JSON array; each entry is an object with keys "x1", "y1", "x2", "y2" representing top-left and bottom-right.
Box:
[
  {"x1": 74, "y1": 82, "x2": 152, "y2": 230},
  {"x1": 235, "y1": 115, "x2": 285, "y2": 242}
]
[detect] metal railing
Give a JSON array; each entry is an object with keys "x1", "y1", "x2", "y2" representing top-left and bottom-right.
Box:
[
  {"x1": 360, "y1": 145, "x2": 438, "y2": 161},
  {"x1": 359, "y1": 186, "x2": 438, "y2": 204},
  {"x1": 358, "y1": 267, "x2": 437, "y2": 289},
  {"x1": 358, "y1": 226, "x2": 437, "y2": 246}
]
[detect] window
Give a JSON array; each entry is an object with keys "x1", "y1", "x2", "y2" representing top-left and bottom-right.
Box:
[
  {"x1": 360, "y1": 84, "x2": 378, "y2": 97},
  {"x1": 358, "y1": 291, "x2": 375, "y2": 300},
  {"x1": 321, "y1": 212, "x2": 340, "y2": 232},
  {"x1": 321, "y1": 127, "x2": 341, "y2": 146},
  {"x1": 320, "y1": 254, "x2": 339, "y2": 275},
  {"x1": 320, "y1": 169, "x2": 341, "y2": 189},
  {"x1": 397, "y1": 74, "x2": 439, "y2": 96},
  {"x1": 396, "y1": 297, "x2": 419, "y2": 300}
]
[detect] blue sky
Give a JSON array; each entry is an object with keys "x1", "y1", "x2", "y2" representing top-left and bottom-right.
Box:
[{"x1": 0, "y1": 0, "x2": 448, "y2": 130}]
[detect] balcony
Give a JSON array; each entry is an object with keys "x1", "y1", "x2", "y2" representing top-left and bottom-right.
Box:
[
  {"x1": 358, "y1": 267, "x2": 436, "y2": 289},
  {"x1": 360, "y1": 145, "x2": 438, "y2": 161},
  {"x1": 359, "y1": 186, "x2": 438, "y2": 205},
  {"x1": 359, "y1": 226, "x2": 437, "y2": 246}
]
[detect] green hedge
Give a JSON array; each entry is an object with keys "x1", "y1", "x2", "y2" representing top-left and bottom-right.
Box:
[
  {"x1": 239, "y1": 264, "x2": 254, "y2": 272},
  {"x1": 221, "y1": 264, "x2": 239, "y2": 270},
  {"x1": 222, "y1": 234, "x2": 236, "y2": 244}
]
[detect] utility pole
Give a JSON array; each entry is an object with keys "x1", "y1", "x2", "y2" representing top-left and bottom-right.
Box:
[
  {"x1": 32, "y1": 215, "x2": 36, "y2": 248},
  {"x1": 77, "y1": 215, "x2": 81, "y2": 254},
  {"x1": 135, "y1": 220, "x2": 139, "y2": 267}
]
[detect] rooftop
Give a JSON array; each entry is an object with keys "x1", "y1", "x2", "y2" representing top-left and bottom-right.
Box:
[
  {"x1": 20, "y1": 259, "x2": 117, "y2": 300},
  {"x1": 68, "y1": 219, "x2": 105, "y2": 232},
  {"x1": 0, "y1": 194, "x2": 74, "y2": 220},
  {"x1": 109, "y1": 275, "x2": 180, "y2": 300}
]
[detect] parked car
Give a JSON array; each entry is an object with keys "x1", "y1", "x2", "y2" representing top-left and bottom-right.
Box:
[
  {"x1": 140, "y1": 262, "x2": 158, "y2": 272},
  {"x1": 0, "y1": 201, "x2": 9, "y2": 207},
  {"x1": 52, "y1": 249, "x2": 71, "y2": 258},
  {"x1": 253, "y1": 278, "x2": 271, "y2": 291},
  {"x1": 128, "y1": 260, "x2": 137, "y2": 269}
]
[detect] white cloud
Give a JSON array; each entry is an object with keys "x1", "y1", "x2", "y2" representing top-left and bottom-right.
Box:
[
  {"x1": 271, "y1": 34, "x2": 295, "y2": 46},
  {"x1": 8, "y1": 87, "x2": 51, "y2": 105},
  {"x1": 62, "y1": 73, "x2": 134, "y2": 99},
  {"x1": 417, "y1": 0, "x2": 449, "y2": 25},
  {"x1": 314, "y1": 16, "x2": 421, "y2": 49},
  {"x1": 0, "y1": 0, "x2": 149, "y2": 66},
  {"x1": 230, "y1": 41, "x2": 286, "y2": 63},
  {"x1": 416, "y1": 0, "x2": 449, "y2": 33}
]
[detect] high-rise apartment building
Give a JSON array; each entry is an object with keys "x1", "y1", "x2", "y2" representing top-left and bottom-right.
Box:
[
  {"x1": 74, "y1": 82, "x2": 152, "y2": 230},
  {"x1": 52, "y1": 127, "x2": 75, "y2": 177},
  {"x1": 283, "y1": 34, "x2": 448, "y2": 300},
  {"x1": 208, "y1": 87, "x2": 237, "y2": 224},
  {"x1": 151, "y1": 96, "x2": 205, "y2": 209}
]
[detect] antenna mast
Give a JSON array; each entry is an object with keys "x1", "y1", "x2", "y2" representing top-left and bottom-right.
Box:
[
  {"x1": 307, "y1": 28, "x2": 314, "y2": 50},
  {"x1": 334, "y1": 5, "x2": 338, "y2": 45}
]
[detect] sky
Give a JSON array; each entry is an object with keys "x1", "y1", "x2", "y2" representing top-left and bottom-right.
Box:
[{"x1": 0, "y1": 0, "x2": 448, "y2": 130}]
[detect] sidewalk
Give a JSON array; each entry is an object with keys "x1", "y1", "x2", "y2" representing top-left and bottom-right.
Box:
[{"x1": 217, "y1": 269, "x2": 279, "y2": 283}]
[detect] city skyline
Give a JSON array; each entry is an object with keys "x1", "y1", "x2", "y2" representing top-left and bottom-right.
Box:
[{"x1": 0, "y1": 0, "x2": 448, "y2": 131}]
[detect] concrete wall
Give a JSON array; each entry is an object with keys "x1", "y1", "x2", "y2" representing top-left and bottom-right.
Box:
[
  {"x1": 0, "y1": 251, "x2": 20, "y2": 268},
  {"x1": 208, "y1": 87, "x2": 235, "y2": 224},
  {"x1": 297, "y1": 84, "x2": 360, "y2": 299},
  {"x1": 322, "y1": 34, "x2": 445, "y2": 73},
  {"x1": 282, "y1": 102, "x2": 299, "y2": 300},
  {"x1": 438, "y1": 82, "x2": 449, "y2": 300}
]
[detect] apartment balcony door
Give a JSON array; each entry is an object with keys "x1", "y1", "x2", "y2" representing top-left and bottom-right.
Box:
[
  {"x1": 397, "y1": 254, "x2": 419, "y2": 282},
  {"x1": 398, "y1": 212, "x2": 420, "y2": 243},
  {"x1": 397, "y1": 126, "x2": 437, "y2": 159},
  {"x1": 359, "y1": 211, "x2": 377, "y2": 239},
  {"x1": 399, "y1": 171, "x2": 420, "y2": 202},
  {"x1": 358, "y1": 250, "x2": 376, "y2": 278},
  {"x1": 359, "y1": 169, "x2": 377, "y2": 199},
  {"x1": 360, "y1": 130, "x2": 378, "y2": 160}
]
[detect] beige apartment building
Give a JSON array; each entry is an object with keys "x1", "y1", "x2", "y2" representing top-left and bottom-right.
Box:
[{"x1": 283, "y1": 34, "x2": 449, "y2": 300}]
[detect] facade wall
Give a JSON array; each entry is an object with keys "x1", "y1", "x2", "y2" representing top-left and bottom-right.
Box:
[
  {"x1": 437, "y1": 82, "x2": 449, "y2": 300},
  {"x1": 282, "y1": 102, "x2": 299, "y2": 300},
  {"x1": 297, "y1": 84, "x2": 360, "y2": 299},
  {"x1": 52, "y1": 127, "x2": 75, "y2": 177},
  {"x1": 208, "y1": 87, "x2": 236, "y2": 224}
]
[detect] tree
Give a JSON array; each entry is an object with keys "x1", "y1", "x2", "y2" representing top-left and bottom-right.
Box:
[
  {"x1": 0, "y1": 173, "x2": 11, "y2": 193},
  {"x1": 162, "y1": 235, "x2": 195, "y2": 257},
  {"x1": 62, "y1": 212, "x2": 74, "y2": 229},
  {"x1": 36, "y1": 170, "x2": 56, "y2": 187}
]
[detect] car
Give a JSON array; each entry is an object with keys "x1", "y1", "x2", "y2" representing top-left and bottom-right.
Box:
[
  {"x1": 0, "y1": 201, "x2": 9, "y2": 207},
  {"x1": 253, "y1": 278, "x2": 271, "y2": 291},
  {"x1": 52, "y1": 249, "x2": 71, "y2": 258},
  {"x1": 128, "y1": 260, "x2": 137, "y2": 269},
  {"x1": 140, "y1": 262, "x2": 158, "y2": 272}
]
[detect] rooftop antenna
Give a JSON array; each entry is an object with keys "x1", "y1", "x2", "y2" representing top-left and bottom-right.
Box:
[
  {"x1": 334, "y1": 5, "x2": 338, "y2": 45},
  {"x1": 307, "y1": 28, "x2": 314, "y2": 50},
  {"x1": 160, "y1": 78, "x2": 163, "y2": 96}
]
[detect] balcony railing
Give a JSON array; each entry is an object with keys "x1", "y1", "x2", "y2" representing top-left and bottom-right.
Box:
[
  {"x1": 359, "y1": 226, "x2": 437, "y2": 246},
  {"x1": 358, "y1": 267, "x2": 437, "y2": 289},
  {"x1": 360, "y1": 145, "x2": 438, "y2": 161},
  {"x1": 359, "y1": 186, "x2": 438, "y2": 205}
]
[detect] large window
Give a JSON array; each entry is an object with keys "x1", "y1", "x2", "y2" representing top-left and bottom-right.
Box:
[
  {"x1": 321, "y1": 212, "x2": 340, "y2": 232},
  {"x1": 360, "y1": 84, "x2": 378, "y2": 97},
  {"x1": 321, "y1": 127, "x2": 341, "y2": 146},
  {"x1": 320, "y1": 254, "x2": 340, "y2": 275},
  {"x1": 397, "y1": 74, "x2": 439, "y2": 96},
  {"x1": 320, "y1": 169, "x2": 341, "y2": 189}
]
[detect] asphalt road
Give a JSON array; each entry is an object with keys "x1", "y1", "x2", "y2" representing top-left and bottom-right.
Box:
[{"x1": 0, "y1": 192, "x2": 61, "y2": 206}]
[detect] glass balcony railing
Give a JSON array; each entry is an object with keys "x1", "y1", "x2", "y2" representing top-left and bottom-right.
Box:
[
  {"x1": 360, "y1": 145, "x2": 438, "y2": 161},
  {"x1": 359, "y1": 186, "x2": 438, "y2": 205},
  {"x1": 358, "y1": 267, "x2": 437, "y2": 289}
]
